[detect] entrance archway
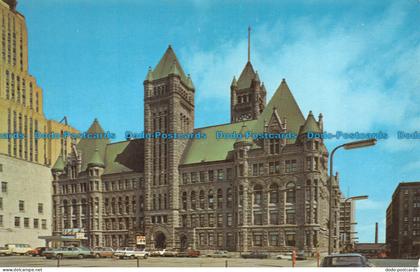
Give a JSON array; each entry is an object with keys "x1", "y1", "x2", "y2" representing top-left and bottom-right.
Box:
[
  {"x1": 180, "y1": 234, "x2": 188, "y2": 251},
  {"x1": 154, "y1": 232, "x2": 166, "y2": 249}
]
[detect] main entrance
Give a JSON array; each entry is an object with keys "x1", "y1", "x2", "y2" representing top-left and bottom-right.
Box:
[
  {"x1": 154, "y1": 232, "x2": 166, "y2": 249},
  {"x1": 180, "y1": 234, "x2": 188, "y2": 251}
]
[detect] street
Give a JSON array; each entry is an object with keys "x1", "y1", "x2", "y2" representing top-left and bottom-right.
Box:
[{"x1": 0, "y1": 256, "x2": 418, "y2": 267}]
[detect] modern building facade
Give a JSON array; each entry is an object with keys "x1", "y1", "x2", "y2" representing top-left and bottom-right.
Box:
[
  {"x1": 0, "y1": 0, "x2": 77, "y2": 247},
  {"x1": 52, "y1": 37, "x2": 342, "y2": 254},
  {"x1": 386, "y1": 181, "x2": 420, "y2": 258}
]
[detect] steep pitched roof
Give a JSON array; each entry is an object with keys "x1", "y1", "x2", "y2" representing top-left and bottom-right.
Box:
[
  {"x1": 236, "y1": 62, "x2": 257, "y2": 89},
  {"x1": 76, "y1": 119, "x2": 110, "y2": 171},
  {"x1": 52, "y1": 155, "x2": 65, "y2": 172},
  {"x1": 152, "y1": 46, "x2": 189, "y2": 84},
  {"x1": 87, "y1": 148, "x2": 105, "y2": 168},
  {"x1": 299, "y1": 111, "x2": 322, "y2": 134},
  {"x1": 103, "y1": 139, "x2": 144, "y2": 175},
  {"x1": 255, "y1": 79, "x2": 305, "y2": 136}
]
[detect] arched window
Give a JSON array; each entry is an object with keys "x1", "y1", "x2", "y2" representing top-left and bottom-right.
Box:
[
  {"x1": 226, "y1": 188, "x2": 233, "y2": 208},
  {"x1": 199, "y1": 190, "x2": 205, "y2": 209},
  {"x1": 182, "y1": 192, "x2": 187, "y2": 210},
  {"x1": 191, "y1": 191, "x2": 196, "y2": 210},
  {"x1": 125, "y1": 196, "x2": 130, "y2": 213},
  {"x1": 253, "y1": 185, "x2": 263, "y2": 205},
  {"x1": 269, "y1": 183, "x2": 279, "y2": 204},
  {"x1": 208, "y1": 190, "x2": 214, "y2": 209},
  {"x1": 217, "y1": 189, "x2": 223, "y2": 209},
  {"x1": 71, "y1": 199, "x2": 77, "y2": 215},
  {"x1": 286, "y1": 182, "x2": 296, "y2": 203},
  {"x1": 118, "y1": 197, "x2": 123, "y2": 214},
  {"x1": 63, "y1": 199, "x2": 68, "y2": 216}
]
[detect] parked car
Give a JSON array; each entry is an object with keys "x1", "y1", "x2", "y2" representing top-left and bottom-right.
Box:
[
  {"x1": 162, "y1": 249, "x2": 178, "y2": 257},
  {"x1": 321, "y1": 253, "x2": 373, "y2": 267},
  {"x1": 206, "y1": 250, "x2": 230, "y2": 258},
  {"x1": 114, "y1": 248, "x2": 149, "y2": 259},
  {"x1": 241, "y1": 251, "x2": 269, "y2": 259},
  {"x1": 275, "y1": 252, "x2": 292, "y2": 260},
  {"x1": 44, "y1": 247, "x2": 93, "y2": 259},
  {"x1": 0, "y1": 247, "x2": 12, "y2": 256},
  {"x1": 296, "y1": 250, "x2": 307, "y2": 260},
  {"x1": 178, "y1": 249, "x2": 200, "y2": 257},
  {"x1": 150, "y1": 248, "x2": 167, "y2": 257},
  {"x1": 5, "y1": 244, "x2": 32, "y2": 255},
  {"x1": 91, "y1": 247, "x2": 114, "y2": 258},
  {"x1": 28, "y1": 247, "x2": 49, "y2": 257}
]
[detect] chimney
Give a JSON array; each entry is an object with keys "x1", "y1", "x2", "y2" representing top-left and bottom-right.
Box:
[{"x1": 375, "y1": 222, "x2": 378, "y2": 244}]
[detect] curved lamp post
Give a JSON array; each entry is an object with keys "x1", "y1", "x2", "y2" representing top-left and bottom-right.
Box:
[{"x1": 328, "y1": 139, "x2": 377, "y2": 255}]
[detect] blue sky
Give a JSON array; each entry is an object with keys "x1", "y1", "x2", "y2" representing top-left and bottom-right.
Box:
[{"x1": 19, "y1": 0, "x2": 420, "y2": 243}]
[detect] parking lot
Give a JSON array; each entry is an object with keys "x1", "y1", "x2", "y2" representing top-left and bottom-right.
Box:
[{"x1": 0, "y1": 255, "x2": 317, "y2": 267}]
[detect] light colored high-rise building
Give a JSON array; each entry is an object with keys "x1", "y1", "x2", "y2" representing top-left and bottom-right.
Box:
[{"x1": 0, "y1": 0, "x2": 78, "y2": 247}]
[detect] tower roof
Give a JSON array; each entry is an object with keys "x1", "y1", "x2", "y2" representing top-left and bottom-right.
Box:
[
  {"x1": 236, "y1": 62, "x2": 257, "y2": 89},
  {"x1": 255, "y1": 79, "x2": 305, "y2": 138},
  {"x1": 152, "y1": 45, "x2": 189, "y2": 85},
  {"x1": 299, "y1": 111, "x2": 322, "y2": 134},
  {"x1": 76, "y1": 118, "x2": 110, "y2": 171},
  {"x1": 87, "y1": 148, "x2": 105, "y2": 168},
  {"x1": 52, "y1": 155, "x2": 65, "y2": 172}
]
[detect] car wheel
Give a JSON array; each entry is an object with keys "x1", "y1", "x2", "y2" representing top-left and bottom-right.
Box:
[
  {"x1": 144, "y1": 255, "x2": 148, "y2": 259},
  {"x1": 95, "y1": 253, "x2": 101, "y2": 258},
  {"x1": 56, "y1": 254, "x2": 63, "y2": 260},
  {"x1": 78, "y1": 254, "x2": 84, "y2": 259},
  {"x1": 130, "y1": 255, "x2": 135, "y2": 259}
]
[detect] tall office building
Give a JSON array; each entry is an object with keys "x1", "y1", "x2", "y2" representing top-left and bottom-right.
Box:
[{"x1": 0, "y1": 0, "x2": 77, "y2": 247}]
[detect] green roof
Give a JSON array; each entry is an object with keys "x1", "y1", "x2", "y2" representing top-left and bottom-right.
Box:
[
  {"x1": 76, "y1": 119, "x2": 110, "y2": 171},
  {"x1": 236, "y1": 62, "x2": 257, "y2": 89},
  {"x1": 182, "y1": 78, "x2": 306, "y2": 165},
  {"x1": 103, "y1": 140, "x2": 144, "y2": 175},
  {"x1": 181, "y1": 120, "x2": 257, "y2": 164},
  {"x1": 152, "y1": 46, "x2": 189, "y2": 85},
  {"x1": 300, "y1": 111, "x2": 322, "y2": 134},
  {"x1": 52, "y1": 155, "x2": 65, "y2": 172},
  {"x1": 87, "y1": 148, "x2": 105, "y2": 168}
]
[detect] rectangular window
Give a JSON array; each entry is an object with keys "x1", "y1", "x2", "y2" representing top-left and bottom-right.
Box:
[
  {"x1": 226, "y1": 168, "x2": 233, "y2": 180},
  {"x1": 34, "y1": 218, "x2": 39, "y2": 228},
  {"x1": 14, "y1": 216, "x2": 20, "y2": 227},
  {"x1": 286, "y1": 211, "x2": 296, "y2": 224},
  {"x1": 199, "y1": 171, "x2": 205, "y2": 182},
  {"x1": 217, "y1": 213, "x2": 223, "y2": 227},
  {"x1": 253, "y1": 234, "x2": 262, "y2": 246},
  {"x1": 0, "y1": 197, "x2": 2, "y2": 210},
  {"x1": 0, "y1": 215, "x2": 3, "y2": 227},
  {"x1": 275, "y1": 161, "x2": 280, "y2": 174},
  {"x1": 270, "y1": 211, "x2": 279, "y2": 225},
  {"x1": 252, "y1": 164, "x2": 258, "y2": 176},
  {"x1": 254, "y1": 212, "x2": 263, "y2": 225},
  {"x1": 191, "y1": 172, "x2": 198, "y2": 183},
  {"x1": 208, "y1": 213, "x2": 214, "y2": 227},
  {"x1": 0, "y1": 164, "x2": 3, "y2": 172},
  {"x1": 208, "y1": 170, "x2": 214, "y2": 181},
  {"x1": 19, "y1": 200, "x2": 24, "y2": 212},
  {"x1": 258, "y1": 163, "x2": 264, "y2": 175},
  {"x1": 24, "y1": 217, "x2": 29, "y2": 228},
  {"x1": 42, "y1": 219, "x2": 47, "y2": 229},
  {"x1": 306, "y1": 157, "x2": 312, "y2": 170},
  {"x1": 38, "y1": 203, "x2": 43, "y2": 214},
  {"x1": 269, "y1": 233, "x2": 279, "y2": 246},
  {"x1": 286, "y1": 233, "x2": 296, "y2": 246},
  {"x1": 217, "y1": 169, "x2": 224, "y2": 181},
  {"x1": 182, "y1": 173, "x2": 188, "y2": 184},
  {"x1": 269, "y1": 162, "x2": 275, "y2": 174},
  {"x1": 1, "y1": 182, "x2": 7, "y2": 193},
  {"x1": 226, "y1": 213, "x2": 232, "y2": 227}
]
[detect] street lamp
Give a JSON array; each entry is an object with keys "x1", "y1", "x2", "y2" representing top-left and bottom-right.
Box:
[
  {"x1": 328, "y1": 139, "x2": 377, "y2": 255},
  {"x1": 343, "y1": 195, "x2": 368, "y2": 252}
]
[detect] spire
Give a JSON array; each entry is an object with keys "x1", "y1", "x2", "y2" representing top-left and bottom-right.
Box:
[
  {"x1": 248, "y1": 26, "x2": 251, "y2": 63},
  {"x1": 88, "y1": 148, "x2": 105, "y2": 168},
  {"x1": 152, "y1": 45, "x2": 188, "y2": 83},
  {"x1": 231, "y1": 76, "x2": 237, "y2": 87},
  {"x1": 254, "y1": 71, "x2": 260, "y2": 82},
  {"x1": 300, "y1": 111, "x2": 322, "y2": 134},
  {"x1": 169, "y1": 60, "x2": 180, "y2": 76},
  {"x1": 187, "y1": 74, "x2": 195, "y2": 89},
  {"x1": 145, "y1": 66, "x2": 153, "y2": 81},
  {"x1": 236, "y1": 62, "x2": 256, "y2": 89}
]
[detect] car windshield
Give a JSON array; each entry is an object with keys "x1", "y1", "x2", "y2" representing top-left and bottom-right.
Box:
[{"x1": 325, "y1": 256, "x2": 364, "y2": 267}]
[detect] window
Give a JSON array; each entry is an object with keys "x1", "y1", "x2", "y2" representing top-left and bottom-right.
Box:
[
  {"x1": 254, "y1": 212, "x2": 263, "y2": 225},
  {"x1": 14, "y1": 216, "x2": 20, "y2": 227},
  {"x1": 253, "y1": 164, "x2": 258, "y2": 176},
  {"x1": 0, "y1": 215, "x2": 3, "y2": 227},
  {"x1": 286, "y1": 233, "x2": 296, "y2": 246},
  {"x1": 226, "y1": 188, "x2": 233, "y2": 208},
  {"x1": 226, "y1": 168, "x2": 233, "y2": 180},
  {"x1": 0, "y1": 197, "x2": 2, "y2": 210},
  {"x1": 253, "y1": 234, "x2": 262, "y2": 246},
  {"x1": 306, "y1": 157, "x2": 312, "y2": 171},
  {"x1": 217, "y1": 189, "x2": 223, "y2": 209},
  {"x1": 253, "y1": 185, "x2": 262, "y2": 205},
  {"x1": 208, "y1": 190, "x2": 214, "y2": 209},
  {"x1": 269, "y1": 233, "x2": 279, "y2": 246},
  {"x1": 217, "y1": 169, "x2": 224, "y2": 181},
  {"x1": 208, "y1": 170, "x2": 214, "y2": 181},
  {"x1": 286, "y1": 211, "x2": 296, "y2": 224},
  {"x1": 182, "y1": 192, "x2": 187, "y2": 210},
  {"x1": 41, "y1": 219, "x2": 47, "y2": 229},
  {"x1": 199, "y1": 171, "x2": 205, "y2": 182},
  {"x1": 24, "y1": 217, "x2": 29, "y2": 228},
  {"x1": 19, "y1": 200, "x2": 25, "y2": 212},
  {"x1": 199, "y1": 214, "x2": 205, "y2": 227},
  {"x1": 285, "y1": 159, "x2": 297, "y2": 173},
  {"x1": 208, "y1": 213, "x2": 214, "y2": 227},
  {"x1": 182, "y1": 173, "x2": 188, "y2": 184},
  {"x1": 269, "y1": 184, "x2": 279, "y2": 203},
  {"x1": 199, "y1": 190, "x2": 205, "y2": 209},
  {"x1": 190, "y1": 191, "x2": 197, "y2": 210},
  {"x1": 286, "y1": 182, "x2": 296, "y2": 203},
  {"x1": 269, "y1": 139, "x2": 280, "y2": 154},
  {"x1": 191, "y1": 172, "x2": 198, "y2": 183},
  {"x1": 182, "y1": 215, "x2": 187, "y2": 227},
  {"x1": 239, "y1": 186, "x2": 244, "y2": 206},
  {"x1": 217, "y1": 213, "x2": 223, "y2": 227},
  {"x1": 38, "y1": 203, "x2": 43, "y2": 214},
  {"x1": 1, "y1": 182, "x2": 7, "y2": 193},
  {"x1": 0, "y1": 164, "x2": 3, "y2": 172},
  {"x1": 226, "y1": 213, "x2": 232, "y2": 227},
  {"x1": 270, "y1": 211, "x2": 279, "y2": 225}
]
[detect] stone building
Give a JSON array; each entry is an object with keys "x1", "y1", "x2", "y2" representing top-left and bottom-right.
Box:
[
  {"x1": 386, "y1": 181, "x2": 420, "y2": 258},
  {"x1": 52, "y1": 43, "x2": 341, "y2": 254},
  {"x1": 0, "y1": 0, "x2": 77, "y2": 247}
]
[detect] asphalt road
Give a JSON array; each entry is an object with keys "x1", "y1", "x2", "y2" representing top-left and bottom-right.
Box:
[{"x1": 0, "y1": 256, "x2": 418, "y2": 267}]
